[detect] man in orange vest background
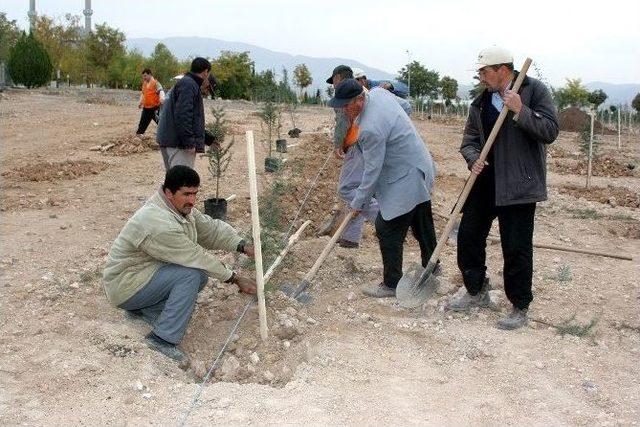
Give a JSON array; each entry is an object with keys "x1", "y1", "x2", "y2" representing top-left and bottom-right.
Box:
[{"x1": 136, "y1": 68, "x2": 165, "y2": 136}]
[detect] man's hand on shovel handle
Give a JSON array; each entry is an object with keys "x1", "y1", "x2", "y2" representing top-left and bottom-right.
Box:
[
  {"x1": 471, "y1": 159, "x2": 489, "y2": 175},
  {"x1": 502, "y1": 89, "x2": 523, "y2": 114}
]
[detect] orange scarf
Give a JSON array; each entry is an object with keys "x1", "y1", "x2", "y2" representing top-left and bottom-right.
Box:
[{"x1": 342, "y1": 122, "x2": 359, "y2": 151}]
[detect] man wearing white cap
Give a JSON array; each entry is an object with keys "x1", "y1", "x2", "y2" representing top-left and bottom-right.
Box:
[{"x1": 447, "y1": 46, "x2": 559, "y2": 329}]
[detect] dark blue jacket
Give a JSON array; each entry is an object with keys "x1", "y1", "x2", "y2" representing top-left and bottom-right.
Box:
[{"x1": 157, "y1": 72, "x2": 205, "y2": 151}]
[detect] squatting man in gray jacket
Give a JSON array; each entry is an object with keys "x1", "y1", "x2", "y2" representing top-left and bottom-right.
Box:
[
  {"x1": 447, "y1": 47, "x2": 559, "y2": 329},
  {"x1": 103, "y1": 166, "x2": 257, "y2": 361}
]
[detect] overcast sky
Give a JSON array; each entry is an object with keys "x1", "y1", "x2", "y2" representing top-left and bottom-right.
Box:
[{"x1": 4, "y1": 0, "x2": 639, "y2": 86}]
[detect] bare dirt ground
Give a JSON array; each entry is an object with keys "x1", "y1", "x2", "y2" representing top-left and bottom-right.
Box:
[{"x1": 1, "y1": 88, "x2": 639, "y2": 426}]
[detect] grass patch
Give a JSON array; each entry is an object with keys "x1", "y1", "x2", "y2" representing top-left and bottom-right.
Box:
[
  {"x1": 566, "y1": 208, "x2": 603, "y2": 220},
  {"x1": 544, "y1": 265, "x2": 572, "y2": 283},
  {"x1": 555, "y1": 315, "x2": 598, "y2": 337}
]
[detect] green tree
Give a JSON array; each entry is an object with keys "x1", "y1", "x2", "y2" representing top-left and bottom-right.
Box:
[
  {"x1": 0, "y1": 12, "x2": 21, "y2": 62},
  {"x1": 469, "y1": 75, "x2": 485, "y2": 99},
  {"x1": 252, "y1": 69, "x2": 278, "y2": 101},
  {"x1": 260, "y1": 100, "x2": 279, "y2": 157},
  {"x1": 588, "y1": 89, "x2": 607, "y2": 110},
  {"x1": 440, "y1": 75, "x2": 458, "y2": 106},
  {"x1": 631, "y1": 92, "x2": 640, "y2": 113},
  {"x1": 106, "y1": 49, "x2": 145, "y2": 88},
  {"x1": 33, "y1": 14, "x2": 86, "y2": 84},
  {"x1": 204, "y1": 107, "x2": 233, "y2": 200},
  {"x1": 86, "y1": 23, "x2": 126, "y2": 83},
  {"x1": 398, "y1": 61, "x2": 439, "y2": 99},
  {"x1": 293, "y1": 63, "x2": 312, "y2": 98},
  {"x1": 211, "y1": 51, "x2": 254, "y2": 99},
  {"x1": 326, "y1": 85, "x2": 334, "y2": 98},
  {"x1": 147, "y1": 43, "x2": 180, "y2": 87},
  {"x1": 551, "y1": 78, "x2": 590, "y2": 109},
  {"x1": 277, "y1": 67, "x2": 296, "y2": 103},
  {"x1": 8, "y1": 32, "x2": 53, "y2": 88}
]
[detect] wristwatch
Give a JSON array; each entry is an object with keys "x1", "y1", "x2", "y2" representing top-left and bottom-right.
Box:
[{"x1": 225, "y1": 271, "x2": 237, "y2": 284}]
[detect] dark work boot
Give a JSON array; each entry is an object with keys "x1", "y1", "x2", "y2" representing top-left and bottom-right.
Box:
[
  {"x1": 362, "y1": 282, "x2": 396, "y2": 298},
  {"x1": 496, "y1": 307, "x2": 529, "y2": 330},
  {"x1": 145, "y1": 332, "x2": 185, "y2": 361},
  {"x1": 446, "y1": 277, "x2": 491, "y2": 311}
]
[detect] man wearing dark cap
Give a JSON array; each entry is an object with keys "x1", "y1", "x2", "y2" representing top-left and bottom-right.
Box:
[
  {"x1": 328, "y1": 79, "x2": 438, "y2": 298},
  {"x1": 157, "y1": 57, "x2": 216, "y2": 170}
]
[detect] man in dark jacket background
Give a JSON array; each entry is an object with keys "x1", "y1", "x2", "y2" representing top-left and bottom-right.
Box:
[
  {"x1": 157, "y1": 57, "x2": 214, "y2": 170},
  {"x1": 448, "y1": 46, "x2": 559, "y2": 330}
]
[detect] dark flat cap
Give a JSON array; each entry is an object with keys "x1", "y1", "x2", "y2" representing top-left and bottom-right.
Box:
[
  {"x1": 327, "y1": 78, "x2": 363, "y2": 108},
  {"x1": 325, "y1": 65, "x2": 353, "y2": 84}
]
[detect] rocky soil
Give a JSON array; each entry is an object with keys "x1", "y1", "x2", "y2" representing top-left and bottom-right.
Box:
[{"x1": 1, "y1": 88, "x2": 639, "y2": 425}]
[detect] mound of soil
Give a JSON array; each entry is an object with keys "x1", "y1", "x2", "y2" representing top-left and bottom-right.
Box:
[
  {"x1": 183, "y1": 287, "x2": 313, "y2": 386},
  {"x1": 559, "y1": 107, "x2": 615, "y2": 134},
  {"x1": 606, "y1": 219, "x2": 640, "y2": 240},
  {"x1": 559, "y1": 184, "x2": 640, "y2": 208},
  {"x1": 4, "y1": 160, "x2": 108, "y2": 182},
  {"x1": 276, "y1": 134, "x2": 342, "y2": 233},
  {"x1": 92, "y1": 134, "x2": 159, "y2": 156},
  {"x1": 551, "y1": 155, "x2": 636, "y2": 177}
]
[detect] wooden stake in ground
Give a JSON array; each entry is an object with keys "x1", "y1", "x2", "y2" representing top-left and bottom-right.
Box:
[
  {"x1": 586, "y1": 110, "x2": 595, "y2": 189},
  {"x1": 245, "y1": 130, "x2": 268, "y2": 341},
  {"x1": 618, "y1": 107, "x2": 622, "y2": 149}
]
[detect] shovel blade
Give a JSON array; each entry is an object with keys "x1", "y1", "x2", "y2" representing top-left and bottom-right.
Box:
[
  {"x1": 280, "y1": 282, "x2": 313, "y2": 305},
  {"x1": 396, "y1": 262, "x2": 439, "y2": 308}
]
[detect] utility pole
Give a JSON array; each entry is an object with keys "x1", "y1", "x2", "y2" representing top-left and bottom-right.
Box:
[
  {"x1": 406, "y1": 49, "x2": 412, "y2": 99},
  {"x1": 28, "y1": 0, "x2": 36, "y2": 33},
  {"x1": 83, "y1": 0, "x2": 93, "y2": 35}
]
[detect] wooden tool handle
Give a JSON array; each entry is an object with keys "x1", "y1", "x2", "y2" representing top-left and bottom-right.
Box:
[
  {"x1": 263, "y1": 220, "x2": 311, "y2": 283},
  {"x1": 487, "y1": 236, "x2": 633, "y2": 261},
  {"x1": 304, "y1": 211, "x2": 354, "y2": 283}
]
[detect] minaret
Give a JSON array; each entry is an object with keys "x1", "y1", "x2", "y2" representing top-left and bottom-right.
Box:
[
  {"x1": 28, "y1": 0, "x2": 36, "y2": 33},
  {"x1": 83, "y1": 0, "x2": 93, "y2": 34}
]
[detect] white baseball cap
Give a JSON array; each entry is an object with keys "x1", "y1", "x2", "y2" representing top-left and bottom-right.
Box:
[
  {"x1": 475, "y1": 46, "x2": 513, "y2": 70},
  {"x1": 352, "y1": 67, "x2": 366, "y2": 79}
]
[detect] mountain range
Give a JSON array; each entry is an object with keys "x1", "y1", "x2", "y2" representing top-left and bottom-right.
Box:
[{"x1": 126, "y1": 37, "x2": 639, "y2": 105}]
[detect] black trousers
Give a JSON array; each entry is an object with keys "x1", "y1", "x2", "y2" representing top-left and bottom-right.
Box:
[
  {"x1": 375, "y1": 201, "x2": 437, "y2": 288},
  {"x1": 457, "y1": 169, "x2": 536, "y2": 310},
  {"x1": 136, "y1": 107, "x2": 159, "y2": 135}
]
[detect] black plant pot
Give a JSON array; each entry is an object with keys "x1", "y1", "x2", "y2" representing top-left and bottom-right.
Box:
[
  {"x1": 287, "y1": 128, "x2": 301, "y2": 138},
  {"x1": 276, "y1": 139, "x2": 287, "y2": 153},
  {"x1": 264, "y1": 157, "x2": 284, "y2": 173},
  {"x1": 204, "y1": 197, "x2": 227, "y2": 220}
]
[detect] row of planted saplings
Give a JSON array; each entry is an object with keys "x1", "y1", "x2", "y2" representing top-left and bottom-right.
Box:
[{"x1": 202, "y1": 103, "x2": 300, "y2": 219}]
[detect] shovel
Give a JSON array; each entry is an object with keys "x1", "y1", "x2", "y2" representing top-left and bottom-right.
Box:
[
  {"x1": 283, "y1": 211, "x2": 355, "y2": 303},
  {"x1": 396, "y1": 58, "x2": 533, "y2": 308}
]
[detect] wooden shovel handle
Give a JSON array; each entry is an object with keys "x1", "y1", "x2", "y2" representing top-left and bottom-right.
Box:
[
  {"x1": 420, "y1": 58, "x2": 533, "y2": 283},
  {"x1": 303, "y1": 211, "x2": 355, "y2": 283}
]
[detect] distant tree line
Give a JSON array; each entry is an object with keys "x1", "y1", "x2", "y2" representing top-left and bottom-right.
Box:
[
  {"x1": 0, "y1": 13, "x2": 307, "y2": 102},
  {"x1": 396, "y1": 61, "x2": 459, "y2": 105}
]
